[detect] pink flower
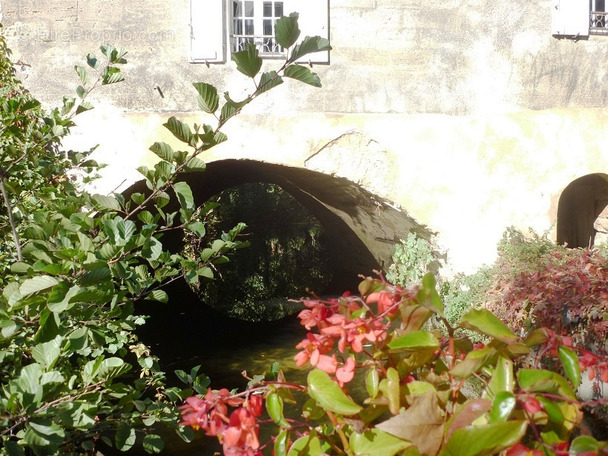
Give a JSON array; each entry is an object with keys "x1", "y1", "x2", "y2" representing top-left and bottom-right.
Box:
[
  {"x1": 322, "y1": 317, "x2": 388, "y2": 353},
  {"x1": 311, "y1": 351, "x2": 338, "y2": 374},
  {"x1": 222, "y1": 406, "x2": 262, "y2": 456},
  {"x1": 179, "y1": 396, "x2": 209, "y2": 431},
  {"x1": 522, "y1": 396, "x2": 542, "y2": 414},
  {"x1": 366, "y1": 291, "x2": 399, "y2": 316},
  {"x1": 336, "y1": 357, "x2": 356, "y2": 386},
  {"x1": 294, "y1": 333, "x2": 334, "y2": 367},
  {"x1": 298, "y1": 299, "x2": 337, "y2": 329}
]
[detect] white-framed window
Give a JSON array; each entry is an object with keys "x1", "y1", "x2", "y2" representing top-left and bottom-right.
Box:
[
  {"x1": 190, "y1": 0, "x2": 330, "y2": 64},
  {"x1": 552, "y1": 0, "x2": 608, "y2": 37},
  {"x1": 232, "y1": 0, "x2": 285, "y2": 57}
]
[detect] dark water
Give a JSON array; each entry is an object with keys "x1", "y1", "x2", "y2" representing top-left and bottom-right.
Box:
[{"x1": 133, "y1": 283, "x2": 309, "y2": 455}]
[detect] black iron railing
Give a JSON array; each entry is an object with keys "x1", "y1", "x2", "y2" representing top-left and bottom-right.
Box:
[
  {"x1": 231, "y1": 35, "x2": 285, "y2": 56},
  {"x1": 590, "y1": 11, "x2": 608, "y2": 32}
]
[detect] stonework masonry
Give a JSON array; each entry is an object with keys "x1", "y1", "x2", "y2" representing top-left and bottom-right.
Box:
[{"x1": 1, "y1": 0, "x2": 608, "y2": 274}]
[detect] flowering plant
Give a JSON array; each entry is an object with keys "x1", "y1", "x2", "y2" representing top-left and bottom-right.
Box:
[{"x1": 180, "y1": 274, "x2": 608, "y2": 455}]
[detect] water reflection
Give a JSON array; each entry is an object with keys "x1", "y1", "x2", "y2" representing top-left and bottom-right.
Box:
[{"x1": 134, "y1": 290, "x2": 307, "y2": 455}]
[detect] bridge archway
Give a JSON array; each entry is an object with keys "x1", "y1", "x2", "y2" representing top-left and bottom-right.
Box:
[
  {"x1": 129, "y1": 160, "x2": 431, "y2": 372},
  {"x1": 125, "y1": 159, "x2": 430, "y2": 291},
  {"x1": 557, "y1": 173, "x2": 608, "y2": 248}
]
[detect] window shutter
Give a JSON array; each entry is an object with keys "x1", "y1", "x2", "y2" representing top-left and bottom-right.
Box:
[
  {"x1": 285, "y1": 0, "x2": 330, "y2": 64},
  {"x1": 552, "y1": 0, "x2": 589, "y2": 37},
  {"x1": 191, "y1": 0, "x2": 226, "y2": 63}
]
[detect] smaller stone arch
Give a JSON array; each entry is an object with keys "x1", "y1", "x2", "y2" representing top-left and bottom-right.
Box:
[{"x1": 556, "y1": 173, "x2": 608, "y2": 248}]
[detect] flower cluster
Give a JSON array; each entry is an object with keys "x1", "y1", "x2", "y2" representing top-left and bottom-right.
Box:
[
  {"x1": 179, "y1": 389, "x2": 263, "y2": 456},
  {"x1": 580, "y1": 349, "x2": 608, "y2": 383},
  {"x1": 293, "y1": 290, "x2": 404, "y2": 385}
]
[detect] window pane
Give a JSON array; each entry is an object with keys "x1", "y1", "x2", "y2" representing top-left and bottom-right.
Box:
[
  {"x1": 275, "y1": 2, "x2": 283, "y2": 17},
  {"x1": 234, "y1": 20, "x2": 243, "y2": 35},
  {"x1": 263, "y1": 19, "x2": 272, "y2": 35},
  {"x1": 264, "y1": 2, "x2": 272, "y2": 17},
  {"x1": 245, "y1": 19, "x2": 254, "y2": 35},
  {"x1": 244, "y1": 1, "x2": 254, "y2": 17},
  {"x1": 233, "y1": 1, "x2": 242, "y2": 17}
]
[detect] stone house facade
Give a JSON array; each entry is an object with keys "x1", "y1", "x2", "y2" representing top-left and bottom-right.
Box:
[{"x1": 1, "y1": 0, "x2": 607, "y2": 273}]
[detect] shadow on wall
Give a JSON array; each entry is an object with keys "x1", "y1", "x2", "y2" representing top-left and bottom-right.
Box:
[{"x1": 557, "y1": 173, "x2": 608, "y2": 248}]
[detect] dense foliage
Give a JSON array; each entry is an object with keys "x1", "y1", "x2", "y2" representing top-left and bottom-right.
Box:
[
  {"x1": 386, "y1": 232, "x2": 442, "y2": 290},
  {"x1": 0, "y1": 14, "x2": 331, "y2": 455},
  {"x1": 190, "y1": 182, "x2": 332, "y2": 321},
  {"x1": 179, "y1": 274, "x2": 608, "y2": 455},
  {"x1": 484, "y1": 230, "x2": 608, "y2": 350}
]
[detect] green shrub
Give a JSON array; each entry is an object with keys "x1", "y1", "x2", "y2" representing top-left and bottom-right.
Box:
[
  {"x1": 386, "y1": 232, "x2": 442, "y2": 289},
  {"x1": 441, "y1": 267, "x2": 494, "y2": 342}
]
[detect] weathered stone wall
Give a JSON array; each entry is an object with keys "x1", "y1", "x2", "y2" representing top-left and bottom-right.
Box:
[{"x1": 2, "y1": 0, "x2": 608, "y2": 273}]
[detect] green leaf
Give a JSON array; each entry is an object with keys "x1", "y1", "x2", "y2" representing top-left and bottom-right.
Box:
[
  {"x1": 536, "y1": 395, "x2": 564, "y2": 424},
  {"x1": 98, "y1": 357, "x2": 130, "y2": 381},
  {"x1": 488, "y1": 391, "x2": 516, "y2": 423},
  {"x1": 86, "y1": 53, "x2": 99, "y2": 69},
  {"x1": 450, "y1": 346, "x2": 497, "y2": 379},
  {"x1": 184, "y1": 156, "x2": 207, "y2": 172},
  {"x1": 275, "y1": 13, "x2": 301, "y2": 48},
  {"x1": 517, "y1": 369, "x2": 576, "y2": 399},
  {"x1": 20, "y1": 275, "x2": 59, "y2": 297},
  {"x1": 145, "y1": 289, "x2": 169, "y2": 303},
  {"x1": 142, "y1": 434, "x2": 164, "y2": 454},
  {"x1": 484, "y1": 355, "x2": 514, "y2": 400},
  {"x1": 102, "y1": 65, "x2": 124, "y2": 84},
  {"x1": 75, "y1": 65, "x2": 88, "y2": 84},
  {"x1": 142, "y1": 237, "x2": 163, "y2": 261},
  {"x1": 558, "y1": 345, "x2": 581, "y2": 390},
  {"x1": 173, "y1": 181, "x2": 195, "y2": 211},
  {"x1": 220, "y1": 102, "x2": 237, "y2": 123},
  {"x1": 258, "y1": 71, "x2": 284, "y2": 94},
  {"x1": 149, "y1": 142, "x2": 175, "y2": 161},
  {"x1": 416, "y1": 273, "x2": 444, "y2": 315},
  {"x1": 164, "y1": 116, "x2": 194, "y2": 145},
  {"x1": 115, "y1": 422, "x2": 136, "y2": 452},
  {"x1": 76, "y1": 85, "x2": 86, "y2": 99},
  {"x1": 11, "y1": 261, "x2": 32, "y2": 274},
  {"x1": 81, "y1": 266, "x2": 112, "y2": 286},
  {"x1": 388, "y1": 330, "x2": 439, "y2": 352},
  {"x1": 284, "y1": 65, "x2": 322, "y2": 87},
  {"x1": 266, "y1": 391, "x2": 290, "y2": 428},
  {"x1": 366, "y1": 367, "x2": 380, "y2": 398},
  {"x1": 350, "y1": 429, "x2": 411, "y2": 456},
  {"x1": 186, "y1": 221, "x2": 206, "y2": 237},
  {"x1": 400, "y1": 304, "x2": 432, "y2": 333},
  {"x1": 287, "y1": 435, "x2": 324, "y2": 456},
  {"x1": 307, "y1": 369, "x2": 362, "y2": 416},
  {"x1": 440, "y1": 421, "x2": 527, "y2": 456},
  {"x1": 24, "y1": 420, "x2": 65, "y2": 454},
  {"x1": 92, "y1": 194, "x2": 122, "y2": 211},
  {"x1": 3, "y1": 441, "x2": 25, "y2": 456},
  {"x1": 570, "y1": 435, "x2": 602, "y2": 453},
  {"x1": 380, "y1": 367, "x2": 401, "y2": 415},
  {"x1": 290, "y1": 36, "x2": 331, "y2": 62},
  {"x1": 232, "y1": 42, "x2": 262, "y2": 78},
  {"x1": 459, "y1": 308, "x2": 518, "y2": 344},
  {"x1": 274, "y1": 430, "x2": 290, "y2": 456},
  {"x1": 1, "y1": 319, "x2": 18, "y2": 339},
  {"x1": 193, "y1": 82, "x2": 220, "y2": 113},
  {"x1": 31, "y1": 336, "x2": 62, "y2": 368},
  {"x1": 35, "y1": 310, "x2": 60, "y2": 343}
]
